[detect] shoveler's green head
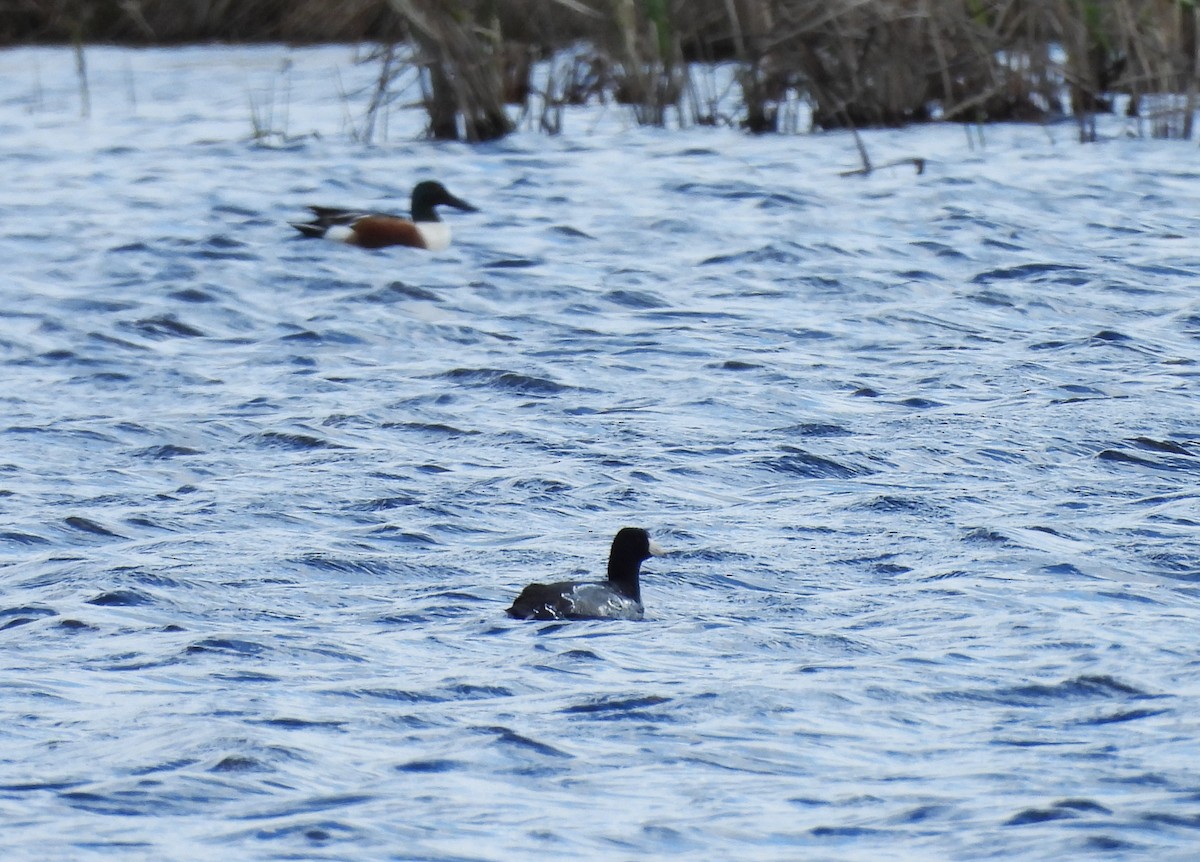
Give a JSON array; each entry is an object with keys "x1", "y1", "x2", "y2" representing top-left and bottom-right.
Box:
[{"x1": 411, "y1": 181, "x2": 477, "y2": 222}]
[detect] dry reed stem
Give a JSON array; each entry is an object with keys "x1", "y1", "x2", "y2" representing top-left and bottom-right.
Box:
[{"x1": 386, "y1": 0, "x2": 514, "y2": 141}]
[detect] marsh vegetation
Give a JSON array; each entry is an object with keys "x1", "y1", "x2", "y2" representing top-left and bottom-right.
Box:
[{"x1": 8, "y1": 0, "x2": 1199, "y2": 143}]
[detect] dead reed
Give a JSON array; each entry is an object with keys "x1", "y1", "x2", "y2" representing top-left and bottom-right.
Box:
[
  {"x1": 385, "y1": 0, "x2": 514, "y2": 141},
  {"x1": 7, "y1": 0, "x2": 1199, "y2": 141}
]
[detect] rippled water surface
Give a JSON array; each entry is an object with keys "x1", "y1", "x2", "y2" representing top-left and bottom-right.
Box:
[{"x1": 3, "y1": 46, "x2": 1200, "y2": 861}]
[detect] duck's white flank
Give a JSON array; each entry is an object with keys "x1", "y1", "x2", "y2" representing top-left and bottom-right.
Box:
[{"x1": 326, "y1": 224, "x2": 356, "y2": 244}]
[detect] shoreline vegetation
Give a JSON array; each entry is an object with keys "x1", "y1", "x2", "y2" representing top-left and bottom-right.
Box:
[{"x1": 7, "y1": 1, "x2": 1199, "y2": 144}]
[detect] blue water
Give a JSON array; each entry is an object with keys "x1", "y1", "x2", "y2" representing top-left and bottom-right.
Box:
[{"x1": 2, "y1": 45, "x2": 1200, "y2": 861}]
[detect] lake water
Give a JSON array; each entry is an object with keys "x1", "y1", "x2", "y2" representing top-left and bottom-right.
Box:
[{"x1": 2, "y1": 45, "x2": 1199, "y2": 861}]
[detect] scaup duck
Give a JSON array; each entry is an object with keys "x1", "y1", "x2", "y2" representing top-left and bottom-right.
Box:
[
  {"x1": 291, "y1": 180, "x2": 477, "y2": 251},
  {"x1": 507, "y1": 527, "x2": 663, "y2": 621}
]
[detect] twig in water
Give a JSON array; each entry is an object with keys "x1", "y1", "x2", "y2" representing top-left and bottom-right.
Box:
[{"x1": 839, "y1": 157, "x2": 926, "y2": 178}]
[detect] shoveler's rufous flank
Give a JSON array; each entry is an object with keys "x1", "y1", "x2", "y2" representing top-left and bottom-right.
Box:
[{"x1": 291, "y1": 181, "x2": 477, "y2": 251}]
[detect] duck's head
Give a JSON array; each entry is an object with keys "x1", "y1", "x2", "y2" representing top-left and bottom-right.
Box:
[
  {"x1": 612, "y1": 527, "x2": 664, "y2": 563},
  {"x1": 411, "y1": 181, "x2": 478, "y2": 221}
]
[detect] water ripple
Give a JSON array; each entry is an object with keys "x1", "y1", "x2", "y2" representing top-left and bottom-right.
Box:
[{"x1": 1, "y1": 44, "x2": 1199, "y2": 862}]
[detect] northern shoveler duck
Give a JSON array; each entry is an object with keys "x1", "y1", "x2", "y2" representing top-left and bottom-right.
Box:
[
  {"x1": 291, "y1": 180, "x2": 477, "y2": 251},
  {"x1": 506, "y1": 528, "x2": 664, "y2": 621}
]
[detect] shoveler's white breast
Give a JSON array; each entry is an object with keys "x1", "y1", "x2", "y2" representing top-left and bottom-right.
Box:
[{"x1": 416, "y1": 222, "x2": 452, "y2": 252}]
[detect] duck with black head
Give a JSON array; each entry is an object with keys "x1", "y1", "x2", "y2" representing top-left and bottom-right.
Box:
[
  {"x1": 507, "y1": 528, "x2": 664, "y2": 621},
  {"x1": 290, "y1": 180, "x2": 477, "y2": 251}
]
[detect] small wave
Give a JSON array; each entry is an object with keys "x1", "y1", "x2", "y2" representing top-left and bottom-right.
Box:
[
  {"x1": 1006, "y1": 798, "x2": 1112, "y2": 826},
  {"x1": 483, "y1": 257, "x2": 540, "y2": 269},
  {"x1": 0, "y1": 530, "x2": 50, "y2": 546},
  {"x1": 292, "y1": 554, "x2": 398, "y2": 575},
  {"x1": 134, "y1": 444, "x2": 202, "y2": 459},
  {"x1": 249, "y1": 718, "x2": 349, "y2": 730},
  {"x1": 435, "y1": 367, "x2": 578, "y2": 395},
  {"x1": 1130, "y1": 437, "x2": 1194, "y2": 456},
  {"x1": 855, "y1": 495, "x2": 931, "y2": 513},
  {"x1": 395, "y1": 758, "x2": 464, "y2": 773},
  {"x1": 85, "y1": 589, "x2": 153, "y2": 607},
  {"x1": 57, "y1": 619, "x2": 95, "y2": 631},
  {"x1": 60, "y1": 791, "x2": 153, "y2": 818},
  {"x1": 64, "y1": 516, "x2": 126, "y2": 538},
  {"x1": 186, "y1": 638, "x2": 269, "y2": 656},
  {"x1": 603, "y1": 289, "x2": 668, "y2": 308},
  {"x1": 1097, "y1": 439, "x2": 1199, "y2": 472},
  {"x1": 367, "y1": 527, "x2": 439, "y2": 545},
  {"x1": 995, "y1": 675, "x2": 1151, "y2": 705},
  {"x1": 758, "y1": 447, "x2": 871, "y2": 479},
  {"x1": 550, "y1": 225, "x2": 594, "y2": 239},
  {"x1": 247, "y1": 431, "x2": 347, "y2": 450},
  {"x1": 447, "y1": 683, "x2": 512, "y2": 699},
  {"x1": 1144, "y1": 552, "x2": 1200, "y2": 580},
  {"x1": 210, "y1": 756, "x2": 266, "y2": 773},
  {"x1": 670, "y1": 180, "x2": 765, "y2": 199},
  {"x1": 971, "y1": 262, "x2": 1088, "y2": 284},
  {"x1": 0, "y1": 606, "x2": 56, "y2": 629},
  {"x1": 961, "y1": 527, "x2": 1014, "y2": 545},
  {"x1": 1077, "y1": 707, "x2": 1169, "y2": 725},
  {"x1": 131, "y1": 315, "x2": 207, "y2": 339},
  {"x1": 715, "y1": 359, "x2": 762, "y2": 371},
  {"x1": 346, "y1": 688, "x2": 440, "y2": 703},
  {"x1": 699, "y1": 245, "x2": 803, "y2": 266},
  {"x1": 561, "y1": 694, "x2": 671, "y2": 715},
  {"x1": 36, "y1": 349, "x2": 90, "y2": 364},
  {"x1": 895, "y1": 396, "x2": 946, "y2": 409},
  {"x1": 349, "y1": 495, "x2": 419, "y2": 511},
  {"x1": 479, "y1": 725, "x2": 572, "y2": 758},
  {"x1": 381, "y1": 281, "x2": 443, "y2": 301},
  {"x1": 910, "y1": 240, "x2": 967, "y2": 259}
]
